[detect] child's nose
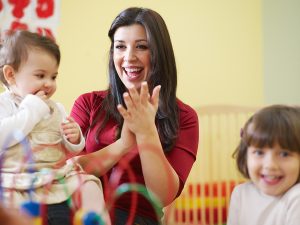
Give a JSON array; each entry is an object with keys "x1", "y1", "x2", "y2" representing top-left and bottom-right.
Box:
[
  {"x1": 264, "y1": 154, "x2": 279, "y2": 170},
  {"x1": 44, "y1": 79, "x2": 53, "y2": 87}
]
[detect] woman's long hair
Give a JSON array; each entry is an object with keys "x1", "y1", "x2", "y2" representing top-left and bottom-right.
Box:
[{"x1": 93, "y1": 7, "x2": 179, "y2": 152}]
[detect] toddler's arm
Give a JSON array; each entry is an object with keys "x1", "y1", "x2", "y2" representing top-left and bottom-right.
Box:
[
  {"x1": 56, "y1": 103, "x2": 85, "y2": 154},
  {"x1": 0, "y1": 94, "x2": 50, "y2": 150}
]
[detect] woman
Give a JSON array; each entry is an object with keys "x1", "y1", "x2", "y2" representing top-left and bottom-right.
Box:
[{"x1": 71, "y1": 7, "x2": 199, "y2": 224}]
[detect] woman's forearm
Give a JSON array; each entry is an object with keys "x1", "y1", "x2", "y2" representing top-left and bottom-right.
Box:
[
  {"x1": 78, "y1": 139, "x2": 130, "y2": 177},
  {"x1": 136, "y1": 129, "x2": 179, "y2": 207}
]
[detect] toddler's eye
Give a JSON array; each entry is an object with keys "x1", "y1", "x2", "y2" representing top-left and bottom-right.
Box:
[{"x1": 35, "y1": 74, "x2": 44, "y2": 79}]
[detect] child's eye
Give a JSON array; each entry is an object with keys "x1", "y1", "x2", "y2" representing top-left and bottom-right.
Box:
[
  {"x1": 253, "y1": 149, "x2": 264, "y2": 156},
  {"x1": 279, "y1": 150, "x2": 290, "y2": 157},
  {"x1": 52, "y1": 75, "x2": 57, "y2": 80},
  {"x1": 35, "y1": 74, "x2": 44, "y2": 79}
]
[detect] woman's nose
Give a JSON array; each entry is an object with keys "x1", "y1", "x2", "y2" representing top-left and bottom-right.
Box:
[{"x1": 124, "y1": 48, "x2": 137, "y2": 61}]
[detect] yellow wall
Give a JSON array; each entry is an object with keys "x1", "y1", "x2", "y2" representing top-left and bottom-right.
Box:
[
  {"x1": 55, "y1": 0, "x2": 263, "y2": 111},
  {"x1": 1, "y1": 1, "x2": 264, "y2": 112}
]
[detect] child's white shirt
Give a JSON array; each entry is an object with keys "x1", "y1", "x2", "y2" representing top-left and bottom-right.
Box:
[{"x1": 227, "y1": 181, "x2": 300, "y2": 225}]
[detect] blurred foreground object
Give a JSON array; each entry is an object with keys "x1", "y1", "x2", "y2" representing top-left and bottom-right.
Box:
[{"x1": 0, "y1": 205, "x2": 34, "y2": 225}]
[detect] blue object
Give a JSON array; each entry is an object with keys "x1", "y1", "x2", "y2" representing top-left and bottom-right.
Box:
[
  {"x1": 83, "y1": 211, "x2": 104, "y2": 225},
  {"x1": 21, "y1": 201, "x2": 41, "y2": 217}
]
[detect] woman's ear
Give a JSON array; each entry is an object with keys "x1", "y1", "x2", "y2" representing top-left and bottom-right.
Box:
[{"x1": 3, "y1": 65, "x2": 16, "y2": 85}]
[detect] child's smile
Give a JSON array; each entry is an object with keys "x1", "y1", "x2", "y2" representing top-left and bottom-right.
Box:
[{"x1": 247, "y1": 144, "x2": 300, "y2": 196}]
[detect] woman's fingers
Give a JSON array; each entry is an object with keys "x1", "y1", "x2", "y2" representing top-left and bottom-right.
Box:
[
  {"x1": 140, "y1": 82, "x2": 149, "y2": 105},
  {"x1": 127, "y1": 82, "x2": 159, "y2": 107},
  {"x1": 117, "y1": 104, "x2": 129, "y2": 119},
  {"x1": 127, "y1": 85, "x2": 140, "y2": 104},
  {"x1": 120, "y1": 82, "x2": 161, "y2": 119},
  {"x1": 123, "y1": 92, "x2": 134, "y2": 111},
  {"x1": 151, "y1": 85, "x2": 161, "y2": 107}
]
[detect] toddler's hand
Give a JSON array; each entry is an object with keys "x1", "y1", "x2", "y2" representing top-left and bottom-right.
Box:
[
  {"x1": 61, "y1": 116, "x2": 81, "y2": 144},
  {"x1": 35, "y1": 90, "x2": 48, "y2": 101}
]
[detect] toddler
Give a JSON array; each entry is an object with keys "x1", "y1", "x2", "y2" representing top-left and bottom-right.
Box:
[{"x1": 0, "y1": 30, "x2": 110, "y2": 225}]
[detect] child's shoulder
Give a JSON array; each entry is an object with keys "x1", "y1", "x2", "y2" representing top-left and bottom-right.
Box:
[
  {"x1": 0, "y1": 90, "x2": 11, "y2": 99},
  {"x1": 231, "y1": 181, "x2": 259, "y2": 198},
  {"x1": 280, "y1": 183, "x2": 300, "y2": 220},
  {"x1": 0, "y1": 91, "x2": 14, "y2": 105},
  {"x1": 233, "y1": 181, "x2": 254, "y2": 191},
  {"x1": 284, "y1": 183, "x2": 300, "y2": 200}
]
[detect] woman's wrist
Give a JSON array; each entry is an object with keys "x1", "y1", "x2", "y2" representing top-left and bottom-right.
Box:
[
  {"x1": 135, "y1": 126, "x2": 158, "y2": 142},
  {"x1": 114, "y1": 139, "x2": 132, "y2": 156}
]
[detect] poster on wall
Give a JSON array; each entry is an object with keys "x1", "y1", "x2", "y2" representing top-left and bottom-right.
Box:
[{"x1": 0, "y1": 0, "x2": 60, "y2": 39}]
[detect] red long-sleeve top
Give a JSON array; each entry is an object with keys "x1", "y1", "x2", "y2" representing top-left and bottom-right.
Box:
[{"x1": 71, "y1": 90, "x2": 199, "y2": 221}]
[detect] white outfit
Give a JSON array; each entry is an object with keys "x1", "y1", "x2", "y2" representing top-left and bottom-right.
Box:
[
  {"x1": 0, "y1": 90, "x2": 100, "y2": 206},
  {"x1": 227, "y1": 181, "x2": 300, "y2": 225}
]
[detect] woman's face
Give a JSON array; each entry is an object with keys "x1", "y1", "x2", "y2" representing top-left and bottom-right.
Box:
[{"x1": 113, "y1": 24, "x2": 151, "y2": 90}]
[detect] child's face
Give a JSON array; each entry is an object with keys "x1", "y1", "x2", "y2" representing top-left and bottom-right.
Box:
[
  {"x1": 9, "y1": 49, "x2": 58, "y2": 99},
  {"x1": 247, "y1": 144, "x2": 300, "y2": 196}
]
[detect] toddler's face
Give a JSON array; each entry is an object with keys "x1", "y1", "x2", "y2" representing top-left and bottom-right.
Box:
[
  {"x1": 9, "y1": 49, "x2": 58, "y2": 99},
  {"x1": 247, "y1": 143, "x2": 300, "y2": 196}
]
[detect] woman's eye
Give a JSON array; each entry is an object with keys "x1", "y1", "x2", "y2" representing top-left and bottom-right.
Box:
[
  {"x1": 115, "y1": 45, "x2": 125, "y2": 49},
  {"x1": 137, "y1": 44, "x2": 148, "y2": 50}
]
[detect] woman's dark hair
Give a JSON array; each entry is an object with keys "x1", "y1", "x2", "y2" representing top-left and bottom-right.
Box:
[
  {"x1": 93, "y1": 7, "x2": 179, "y2": 152},
  {"x1": 0, "y1": 29, "x2": 60, "y2": 87},
  {"x1": 233, "y1": 105, "x2": 300, "y2": 178}
]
